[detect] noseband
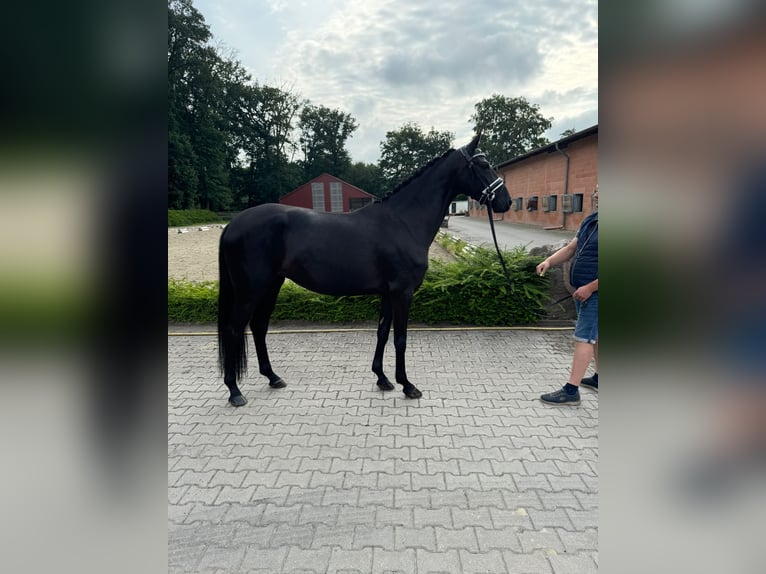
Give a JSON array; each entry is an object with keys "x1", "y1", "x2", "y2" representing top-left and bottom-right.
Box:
[{"x1": 460, "y1": 147, "x2": 504, "y2": 204}]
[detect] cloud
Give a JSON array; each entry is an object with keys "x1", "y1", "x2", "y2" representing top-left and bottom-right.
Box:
[{"x1": 197, "y1": 0, "x2": 597, "y2": 163}]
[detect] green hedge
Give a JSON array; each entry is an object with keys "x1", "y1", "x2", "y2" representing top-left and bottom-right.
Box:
[
  {"x1": 168, "y1": 246, "x2": 549, "y2": 326},
  {"x1": 168, "y1": 209, "x2": 224, "y2": 227}
]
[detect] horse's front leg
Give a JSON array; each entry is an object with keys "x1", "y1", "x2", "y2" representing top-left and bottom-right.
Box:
[
  {"x1": 372, "y1": 294, "x2": 394, "y2": 391},
  {"x1": 391, "y1": 290, "x2": 422, "y2": 399}
]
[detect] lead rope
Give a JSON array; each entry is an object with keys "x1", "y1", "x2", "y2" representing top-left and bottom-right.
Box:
[
  {"x1": 484, "y1": 199, "x2": 572, "y2": 311},
  {"x1": 484, "y1": 200, "x2": 512, "y2": 283}
]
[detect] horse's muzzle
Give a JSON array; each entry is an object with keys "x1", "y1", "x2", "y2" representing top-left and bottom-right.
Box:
[{"x1": 490, "y1": 181, "x2": 511, "y2": 213}]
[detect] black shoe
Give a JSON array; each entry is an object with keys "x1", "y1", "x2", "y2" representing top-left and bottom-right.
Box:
[
  {"x1": 580, "y1": 375, "x2": 598, "y2": 392},
  {"x1": 540, "y1": 387, "x2": 580, "y2": 405}
]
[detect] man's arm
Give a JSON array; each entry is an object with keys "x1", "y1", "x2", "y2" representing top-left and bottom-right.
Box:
[{"x1": 536, "y1": 237, "x2": 578, "y2": 275}]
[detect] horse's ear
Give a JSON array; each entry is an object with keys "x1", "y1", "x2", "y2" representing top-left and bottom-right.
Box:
[{"x1": 467, "y1": 131, "x2": 482, "y2": 153}]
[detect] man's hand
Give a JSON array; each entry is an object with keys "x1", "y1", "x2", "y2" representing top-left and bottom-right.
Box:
[{"x1": 573, "y1": 284, "x2": 595, "y2": 302}]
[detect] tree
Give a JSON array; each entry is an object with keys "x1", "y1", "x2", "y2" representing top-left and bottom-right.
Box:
[
  {"x1": 469, "y1": 95, "x2": 552, "y2": 164},
  {"x1": 229, "y1": 82, "x2": 302, "y2": 206},
  {"x1": 169, "y1": 0, "x2": 305, "y2": 210},
  {"x1": 168, "y1": 110, "x2": 199, "y2": 208},
  {"x1": 168, "y1": 0, "x2": 241, "y2": 210},
  {"x1": 298, "y1": 104, "x2": 358, "y2": 181},
  {"x1": 343, "y1": 162, "x2": 387, "y2": 199},
  {"x1": 560, "y1": 128, "x2": 577, "y2": 138},
  {"x1": 378, "y1": 123, "x2": 454, "y2": 191}
]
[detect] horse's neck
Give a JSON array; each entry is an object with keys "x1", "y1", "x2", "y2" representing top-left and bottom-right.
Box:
[{"x1": 383, "y1": 160, "x2": 456, "y2": 247}]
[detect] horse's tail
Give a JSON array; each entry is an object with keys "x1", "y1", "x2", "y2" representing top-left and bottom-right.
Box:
[{"x1": 217, "y1": 239, "x2": 247, "y2": 381}]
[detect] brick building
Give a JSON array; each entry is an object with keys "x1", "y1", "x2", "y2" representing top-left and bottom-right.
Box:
[
  {"x1": 279, "y1": 173, "x2": 376, "y2": 213},
  {"x1": 468, "y1": 125, "x2": 598, "y2": 231}
]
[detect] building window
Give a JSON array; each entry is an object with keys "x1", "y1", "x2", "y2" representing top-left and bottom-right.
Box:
[
  {"x1": 542, "y1": 195, "x2": 557, "y2": 212},
  {"x1": 349, "y1": 197, "x2": 372, "y2": 211},
  {"x1": 573, "y1": 193, "x2": 584, "y2": 212},
  {"x1": 312, "y1": 183, "x2": 325, "y2": 211},
  {"x1": 330, "y1": 182, "x2": 343, "y2": 212}
]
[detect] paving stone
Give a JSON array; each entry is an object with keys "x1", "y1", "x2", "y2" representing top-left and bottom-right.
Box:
[
  {"x1": 547, "y1": 552, "x2": 598, "y2": 574},
  {"x1": 435, "y1": 527, "x2": 479, "y2": 552},
  {"x1": 282, "y1": 547, "x2": 332, "y2": 573},
  {"x1": 474, "y1": 527, "x2": 523, "y2": 553},
  {"x1": 501, "y1": 550, "x2": 554, "y2": 573},
  {"x1": 459, "y1": 549, "x2": 506, "y2": 573},
  {"x1": 196, "y1": 545, "x2": 246, "y2": 572},
  {"x1": 371, "y1": 547, "x2": 416, "y2": 574},
  {"x1": 416, "y1": 548, "x2": 461, "y2": 574}
]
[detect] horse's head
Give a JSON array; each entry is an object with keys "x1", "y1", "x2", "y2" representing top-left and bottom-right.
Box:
[{"x1": 458, "y1": 133, "x2": 511, "y2": 213}]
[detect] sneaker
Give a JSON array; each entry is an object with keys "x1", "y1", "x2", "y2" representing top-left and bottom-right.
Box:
[
  {"x1": 540, "y1": 387, "x2": 581, "y2": 405},
  {"x1": 580, "y1": 375, "x2": 598, "y2": 392}
]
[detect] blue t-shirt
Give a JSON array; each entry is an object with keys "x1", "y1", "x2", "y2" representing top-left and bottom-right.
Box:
[{"x1": 570, "y1": 212, "x2": 598, "y2": 288}]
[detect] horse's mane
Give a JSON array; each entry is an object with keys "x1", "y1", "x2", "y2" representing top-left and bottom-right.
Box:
[{"x1": 377, "y1": 147, "x2": 455, "y2": 202}]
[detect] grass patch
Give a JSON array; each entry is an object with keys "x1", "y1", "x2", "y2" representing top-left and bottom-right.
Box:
[{"x1": 168, "y1": 209, "x2": 225, "y2": 227}]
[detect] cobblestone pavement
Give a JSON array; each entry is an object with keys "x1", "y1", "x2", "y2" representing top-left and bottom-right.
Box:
[{"x1": 168, "y1": 326, "x2": 598, "y2": 573}]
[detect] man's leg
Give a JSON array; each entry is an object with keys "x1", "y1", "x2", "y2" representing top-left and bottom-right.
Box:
[
  {"x1": 568, "y1": 341, "x2": 595, "y2": 387},
  {"x1": 593, "y1": 341, "x2": 598, "y2": 372},
  {"x1": 541, "y1": 293, "x2": 598, "y2": 405}
]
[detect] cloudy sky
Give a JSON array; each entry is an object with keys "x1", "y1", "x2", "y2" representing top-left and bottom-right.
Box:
[{"x1": 194, "y1": 0, "x2": 598, "y2": 164}]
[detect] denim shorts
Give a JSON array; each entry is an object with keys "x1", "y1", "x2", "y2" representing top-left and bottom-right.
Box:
[{"x1": 574, "y1": 291, "x2": 598, "y2": 344}]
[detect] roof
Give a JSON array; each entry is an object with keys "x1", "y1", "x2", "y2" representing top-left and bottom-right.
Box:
[
  {"x1": 279, "y1": 173, "x2": 376, "y2": 202},
  {"x1": 495, "y1": 124, "x2": 598, "y2": 169}
]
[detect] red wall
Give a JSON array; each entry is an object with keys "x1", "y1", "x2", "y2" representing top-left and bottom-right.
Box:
[
  {"x1": 469, "y1": 132, "x2": 598, "y2": 231},
  {"x1": 279, "y1": 174, "x2": 375, "y2": 213}
]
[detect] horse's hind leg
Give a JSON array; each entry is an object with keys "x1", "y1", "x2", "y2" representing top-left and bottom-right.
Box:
[
  {"x1": 250, "y1": 278, "x2": 287, "y2": 389},
  {"x1": 222, "y1": 301, "x2": 255, "y2": 407},
  {"x1": 372, "y1": 295, "x2": 395, "y2": 391}
]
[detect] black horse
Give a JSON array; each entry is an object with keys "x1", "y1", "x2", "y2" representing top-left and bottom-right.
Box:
[{"x1": 218, "y1": 134, "x2": 511, "y2": 406}]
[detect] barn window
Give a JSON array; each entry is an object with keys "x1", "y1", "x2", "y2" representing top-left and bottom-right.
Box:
[
  {"x1": 311, "y1": 183, "x2": 325, "y2": 211},
  {"x1": 330, "y1": 182, "x2": 343, "y2": 212},
  {"x1": 349, "y1": 197, "x2": 372, "y2": 211}
]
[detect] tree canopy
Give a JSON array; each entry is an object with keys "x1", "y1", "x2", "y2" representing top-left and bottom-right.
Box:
[
  {"x1": 298, "y1": 104, "x2": 358, "y2": 181},
  {"x1": 469, "y1": 95, "x2": 552, "y2": 164},
  {"x1": 378, "y1": 123, "x2": 454, "y2": 191}
]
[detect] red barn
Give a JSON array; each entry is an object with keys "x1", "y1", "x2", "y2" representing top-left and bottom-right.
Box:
[{"x1": 279, "y1": 174, "x2": 376, "y2": 213}]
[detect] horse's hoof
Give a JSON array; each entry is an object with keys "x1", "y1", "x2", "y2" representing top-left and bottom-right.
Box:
[
  {"x1": 229, "y1": 395, "x2": 247, "y2": 407},
  {"x1": 269, "y1": 378, "x2": 287, "y2": 389},
  {"x1": 377, "y1": 379, "x2": 395, "y2": 391},
  {"x1": 403, "y1": 386, "x2": 422, "y2": 399}
]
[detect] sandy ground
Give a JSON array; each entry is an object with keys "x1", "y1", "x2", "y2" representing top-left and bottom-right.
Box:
[{"x1": 168, "y1": 225, "x2": 456, "y2": 282}]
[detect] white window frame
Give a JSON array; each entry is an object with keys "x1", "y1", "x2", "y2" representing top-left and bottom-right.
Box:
[
  {"x1": 311, "y1": 183, "x2": 325, "y2": 211},
  {"x1": 329, "y1": 182, "x2": 343, "y2": 212}
]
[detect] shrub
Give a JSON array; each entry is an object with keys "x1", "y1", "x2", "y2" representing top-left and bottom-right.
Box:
[
  {"x1": 413, "y1": 246, "x2": 549, "y2": 325},
  {"x1": 168, "y1": 279, "x2": 219, "y2": 323},
  {"x1": 168, "y1": 209, "x2": 224, "y2": 227},
  {"x1": 168, "y1": 247, "x2": 548, "y2": 326}
]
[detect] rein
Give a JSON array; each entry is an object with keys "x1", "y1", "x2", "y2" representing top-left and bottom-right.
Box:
[
  {"x1": 459, "y1": 147, "x2": 513, "y2": 284},
  {"x1": 486, "y1": 201, "x2": 574, "y2": 311},
  {"x1": 484, "y1": 201, "x2": 513, "y2": 283}
]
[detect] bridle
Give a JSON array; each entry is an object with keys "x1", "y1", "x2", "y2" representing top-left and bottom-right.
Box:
[
  {"x1": 459, "y1": 147, "x2": 504, "y2": 204},
  {"x1": 459, "y1": 146, "x2": 513, "y2": 282}
]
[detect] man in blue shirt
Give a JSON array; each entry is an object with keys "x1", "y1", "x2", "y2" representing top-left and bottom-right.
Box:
[{"x1": 537, "y1": 187, "x2": 598, "y2": 405}]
